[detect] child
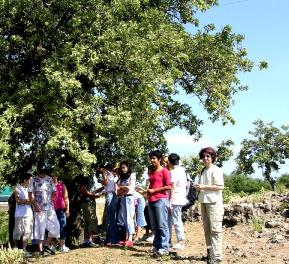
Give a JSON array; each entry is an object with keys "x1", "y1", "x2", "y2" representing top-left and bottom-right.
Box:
[{"x1": 13, "y1": 173, "x2": 33, "y2": 257}]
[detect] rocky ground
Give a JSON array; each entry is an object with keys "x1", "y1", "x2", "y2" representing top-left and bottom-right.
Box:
[{"x1": 32, "y1": 192, "x2": 289, "y2": 264}]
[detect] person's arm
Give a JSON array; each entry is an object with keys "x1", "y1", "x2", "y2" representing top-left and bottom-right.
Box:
[
  {"x1": 147, "y1": 169, "x2": 172, "y2": 195},
  {"x1": 15, "y1": 188, "x2": 31, "y2": 205},
  {"x1": 63, "y1": 184, "x2": 70, "y2": 218},
  {"x1": 79, "y1": 185, "x2": 100, "y2": 198},
  {"x1": 28, "y1": 192, "x2": 41, "y2": 212},
  {"x1": 169, "y1": 182, "x2": 176, "y2": 208},
  {"x1": 193, "y1": 184, "x2": 224, "y2": 191}
]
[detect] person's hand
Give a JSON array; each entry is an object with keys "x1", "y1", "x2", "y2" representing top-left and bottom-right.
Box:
[
  {"x1": 94, "y1": 192, "x2": 101, "y2": 198},
  {"x1": 34, "y1": 202, "x2": 41, "y2": 212},
  {"x1": 147, "y1": 189, "x2": 155, "y2": 195},
  {"x1": 193, "y1": 183, "x2": 201, "y2": 191},
  {"x1": 65, "y1": 210, "x2": 70, "y2": 218}
]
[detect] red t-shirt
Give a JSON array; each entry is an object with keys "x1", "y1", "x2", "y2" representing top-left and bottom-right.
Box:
[{"x1": 148, "y1": 167, "x2": 171, "y2": 202}]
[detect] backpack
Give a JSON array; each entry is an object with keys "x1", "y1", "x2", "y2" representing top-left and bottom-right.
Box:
[
  {"x1": 182, "y1": 167, "x2": 206, "y2": 211},
  {"x1": 182, "y1": 176, "x2": 197, "y2": 211}
]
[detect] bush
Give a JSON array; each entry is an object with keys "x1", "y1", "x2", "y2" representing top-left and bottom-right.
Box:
[
  {"x1": 252, "y1": 216, "x2": 264, "y2": 232},
  {"x1": 0, "y1": 247, "x2": 24, "y2": 264},
  {"x1": 224, "y1": 174, "x2": 271, "y2": 194},
  {"x1": 276, "y1": 174, "x2": 289, "y2": 189},
  {"x1": 0, "y1": 209, "x2": 8, "y2": 245}
]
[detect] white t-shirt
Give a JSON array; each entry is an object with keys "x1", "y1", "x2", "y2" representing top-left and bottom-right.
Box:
[
  {"x1": 170, "y1": 166, "x2": 187, "y2": 206},
  {"x1": 14, "y1": 185, "x2": 33, "y2": 218},
  {"x1": 105, "y1": 171, "x2": 118, "y2": 193},
  {"x1": 28, "y1": 175, "x2": 56, "y2": 211},
  {"x1": 118, "y1": 173, "x2": 136, "y2": 195},
  {"x1": 198, "y1": 164, "x2": 224, "y2": 204}
]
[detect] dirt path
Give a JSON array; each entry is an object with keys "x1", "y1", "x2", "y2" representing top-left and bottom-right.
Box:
[{"x1": 32, "y1": 222, "x2": 289, "y2": 264}]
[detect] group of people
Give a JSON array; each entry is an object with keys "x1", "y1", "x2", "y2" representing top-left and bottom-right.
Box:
[
  {"x1": 10, "y1": 165, "x2": 70, "y2": 257},
  {"x1": 9, "y1": 146, "x2": 224, "y2": 263}
]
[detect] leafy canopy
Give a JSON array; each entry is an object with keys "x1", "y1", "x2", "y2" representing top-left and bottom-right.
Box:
[
  {"x1": 236, "y1": 120, "x2": 289, "y2": 188},
  {"x1": 0, "y1": 0, "x2": 253, "y2": 182}
]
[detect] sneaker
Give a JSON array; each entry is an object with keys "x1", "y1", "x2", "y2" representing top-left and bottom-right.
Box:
[
  {"x1": 43, "y1": 245, "x2": 56, "y2": 255},
  {"x1": 60, "y1": 245, "x2": 70, "y2": 252},
  {"x1": 23, "y1": 250, "x2": 32, "y2": 258},
  {"x1": 39, "y1": 250, "x2": 45, "y2": 256},
  {"x1": 133, "y1": 239, "x2": 140, "y2": 245},
  {"x1": 84, "y1": 241, "x2": 99, "y2": 248},
  {"x1": 117, "y1": 240, "x2": 125, "y2": 246},
  {"x1": 151, "y1": 246, "x2": 158, "y2": 253},
  {"x1": 172, "y1": 242, "x2": 185, "y2": 250},
  {"x1": 145, "y1": 235, "x2": 154, "y2": 242},
  {"x1": 157, "y1": 249, "x2": 169, "y2": 256},
  {"x1": 124, "y1": 240, "x2": 134, "y2": 247}
]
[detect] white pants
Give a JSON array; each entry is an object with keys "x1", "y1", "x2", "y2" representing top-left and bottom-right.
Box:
[
  {"x1": 34, "y1": 208, "x2": 60, "y2": 240},
  {"x1": 201, "y1": 203, "x2": 224, "y2": 261}
]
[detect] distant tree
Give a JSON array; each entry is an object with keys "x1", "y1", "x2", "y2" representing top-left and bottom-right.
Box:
[
  {"x1": 236, "y1": 120, "x2": 289, "y2": 190},
  {"x1": 277, "y1": 173, "x2": 289, "y2": 189},
  {"x1": 0, "y1": 0, "x2": 253, "y2": 183},
  {"x1": 182, "y1": 139, "x2": 234, "y2": 179}
]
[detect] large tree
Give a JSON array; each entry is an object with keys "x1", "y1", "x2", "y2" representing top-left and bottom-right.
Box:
[
  {"x1": 236, "y1": 120, "x2": 289, "y2": 190},
  {"x1": 0, "y1": 0, "x2": 253, "y2": 183}
]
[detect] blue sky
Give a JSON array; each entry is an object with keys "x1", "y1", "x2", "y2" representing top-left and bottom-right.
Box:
[{"x1": 165, "y1": 0, "x2": 289, "y2": 177}]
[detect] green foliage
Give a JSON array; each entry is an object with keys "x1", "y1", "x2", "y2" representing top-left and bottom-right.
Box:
[
  {"x1": 252, "y1": 216, "x2": 264, "y2": 232},
  {"x1": 0, "y1": 0, "x2": 253, "y2": 182},
  {"x1": 224, "y1": 174, "x2": 271, "y2": 194},
  {"x1": 0, "y1": 209, "x2": 8, "y2": 245},
  {"x1": 236, "y1": 120, "x2": 289, "y2": 189},
  {"x1": 0, "y1": 248, "x2": 24, "y2": 264},
  {"x1": 275, "y1": 183, "x2": 287, "y2": 194},
  {"x1": 276, "y1": 173, "x2": 289, "y2": 188},
  {"x1": 222, "y1": 186, "x2": 234, "y2": 204},
  {"x1": 181, "y1": 139, "x2": 234, "y2": 179}
]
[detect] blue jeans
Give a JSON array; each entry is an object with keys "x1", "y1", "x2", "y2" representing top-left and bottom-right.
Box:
[
  {"x1": 169, "y1": 205, "x2": 185, "y2": 242},
  {"x1": 55, "y1": 209, "x2": 67, "y2": 240},
  {"x1": 118, "y1": 195, "x2": 135, "y2": 235},
  {"x1": 105, "y1": 192, "x2": 119, "y2": 244},
  {"x1": 148, "y1": 198, "x2": 169, "y2": 252},
  {"x1": 136, "y1": 196, "x2": 147, "y2": 227}
]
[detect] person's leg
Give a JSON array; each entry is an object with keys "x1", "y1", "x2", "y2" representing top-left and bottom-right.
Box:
[
  {"x1": 46, "y1": 208, "x2": 60, "y2": 248},
  {"x1": 201, "y1": 203, "x2": 212, "y2": 249},
  {"x1": 207, "y1": 203, "x2": 224, "y2": 262},
  {"x1": 106, "y1": 193, "x2": 119, "y2": 244},
  {"x1": 172, "y1": 205, "x2": 185, "y2": 242},
  {"x1": 148, "y1": 201, "x2": 159, "y2": 251},
  {"x1": 56, "y1": 209, "x2": 67, "y2": 249},
  {"x1": 125, "y1": 196, "x2": 135, "y2": 243},
  {"x1": 168, "y1": 207, "x2": 172, "y2": 244},
  {"x1": 12, "y1": 217, "x2": 22, "y2": 249},
  {"x1": 22, "y1": 216, "x2": 33, "y2": 250},
  {"x1": 153, "y1": 198, "x2": 169, "y2": 253},
  {"x1": 34, "y1": 211, "x2": 47, "y2": 252}
]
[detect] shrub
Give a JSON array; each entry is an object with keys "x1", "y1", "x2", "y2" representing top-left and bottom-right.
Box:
[
  {"x1": 0, "y1": 209, "x2": 8, "y2": 245},
  {"x1": 252, "y1": 216, "x2": 264, "y2": 232},
  {"x1": 0, "y1": 247, "x2": 24, "y2": 264},
  {"x1": 224, "y1": 174, "x2": 271, "y2": 194},
  {"x1": 276, "y1": 174, "x2": 289, "y2": 189}
]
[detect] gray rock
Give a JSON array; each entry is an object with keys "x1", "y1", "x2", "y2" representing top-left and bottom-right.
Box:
[{"x1": 265, "y1": 221, "x2": 282, "y2": 228}]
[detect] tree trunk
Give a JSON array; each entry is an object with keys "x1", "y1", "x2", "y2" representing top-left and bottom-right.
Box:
[{"x1": 265, "y1": 175, "x2": 276, "y2": 191}]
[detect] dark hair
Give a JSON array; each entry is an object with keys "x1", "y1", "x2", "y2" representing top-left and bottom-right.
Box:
[
  {"x1": 21, "y1": 172, "x2": 32, "y2": 183},
  {"x1": 168, "y1": 153, "x2": 180, "y2": 166},
  {"x1": 119, "y1": 160, "x2": 132, "y2": 179},
  {"x1": 104, "y1": 163, "x2": 113, "y2": 171},
  {"x1": 199, "y1": 147, "x2": 217, "y2": 163},
  {"x1": 148, "y1": 150, "x2": 163, "y2": 160}
]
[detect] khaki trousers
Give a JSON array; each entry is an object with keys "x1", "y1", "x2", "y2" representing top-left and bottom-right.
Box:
[{"x1": 201, "y1": 202, "x2": 224, "y2": 261}]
